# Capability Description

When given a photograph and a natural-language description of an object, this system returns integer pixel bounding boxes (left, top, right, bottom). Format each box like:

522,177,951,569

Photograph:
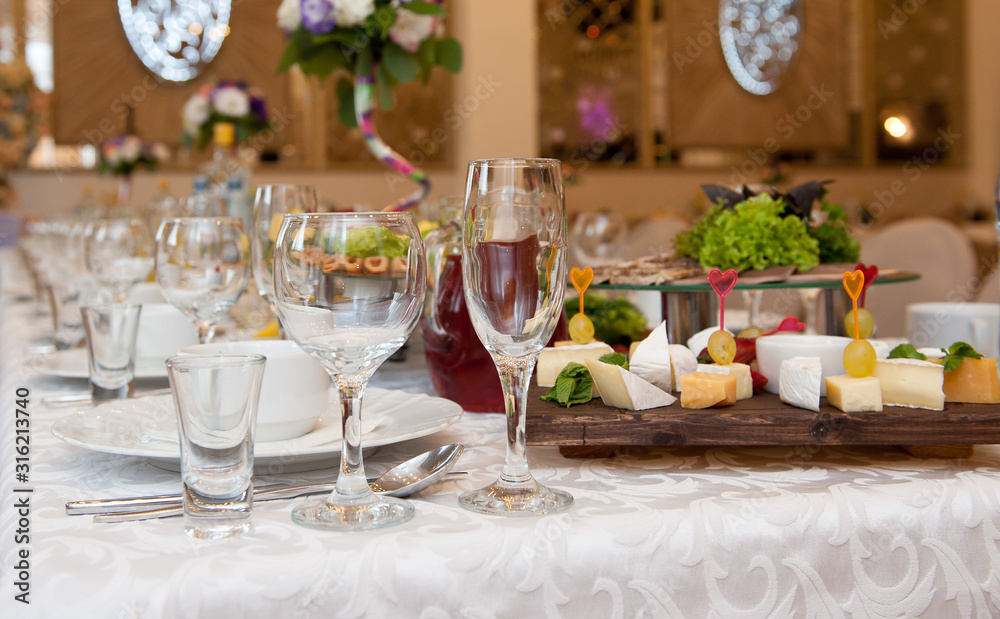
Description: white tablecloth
2,248,1000,618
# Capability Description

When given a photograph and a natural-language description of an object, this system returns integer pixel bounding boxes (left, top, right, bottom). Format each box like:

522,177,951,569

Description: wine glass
272,212,426,530
84,219,155,301
251,184,318,315
570,210,627,266
459,158,573,516
154,217,250,344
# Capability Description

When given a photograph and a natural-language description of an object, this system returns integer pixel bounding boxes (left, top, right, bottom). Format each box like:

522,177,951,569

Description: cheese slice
939,357,1000,404
585,359,677,410
670,345,699,391
825,374,883,412
678,371,737,408
696,362,752,400
630,322,673,392
779,357,822,411
536,342,614,387
872,358,945,410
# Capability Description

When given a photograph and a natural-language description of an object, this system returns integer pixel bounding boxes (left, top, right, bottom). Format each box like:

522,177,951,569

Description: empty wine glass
154,217,250,344
459,158,573,516
251,184,318,315
570,210,627,266
84,219,155,301
273,212,426,530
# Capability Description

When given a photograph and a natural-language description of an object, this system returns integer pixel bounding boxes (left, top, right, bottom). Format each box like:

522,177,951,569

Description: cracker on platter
591,255,704,286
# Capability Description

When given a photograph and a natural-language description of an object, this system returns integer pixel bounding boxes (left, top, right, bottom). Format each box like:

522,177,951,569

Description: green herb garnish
941,341,982,372
599,352,628,370
540,362,594,408
540,354,629,408
319,226,410,258
887,344,927,361
811,199,860,263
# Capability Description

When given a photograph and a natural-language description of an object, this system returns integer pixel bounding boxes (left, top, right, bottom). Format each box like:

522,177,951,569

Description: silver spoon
74,443,465,523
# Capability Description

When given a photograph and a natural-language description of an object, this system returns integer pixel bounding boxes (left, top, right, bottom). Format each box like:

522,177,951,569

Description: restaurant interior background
2,0,999,230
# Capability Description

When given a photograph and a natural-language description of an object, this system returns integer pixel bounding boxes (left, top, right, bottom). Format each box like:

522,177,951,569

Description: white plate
27,348,168,379
51,388,463,469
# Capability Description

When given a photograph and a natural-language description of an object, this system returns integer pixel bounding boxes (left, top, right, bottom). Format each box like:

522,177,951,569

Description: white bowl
755,334,852,396
135,304,199,361
178,340,330,442
127,282,167,305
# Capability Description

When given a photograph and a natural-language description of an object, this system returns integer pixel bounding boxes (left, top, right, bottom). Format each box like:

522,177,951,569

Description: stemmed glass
272,212,426,530
251,184,319,315
84,219,155,301
154,217,250,344
459,158,573,515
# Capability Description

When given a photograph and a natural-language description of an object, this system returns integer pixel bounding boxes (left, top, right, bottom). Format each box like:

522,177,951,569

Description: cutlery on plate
42,387,172,407
68,443,465,522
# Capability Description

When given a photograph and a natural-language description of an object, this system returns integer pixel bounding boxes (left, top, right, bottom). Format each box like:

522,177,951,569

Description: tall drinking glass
459,158,573,516
251,185,319,315
272,212,426,530
154,217,250,344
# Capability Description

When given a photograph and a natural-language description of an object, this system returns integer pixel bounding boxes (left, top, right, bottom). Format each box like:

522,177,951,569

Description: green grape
568,313,595,344
737,327,765,339
843,339,877,377
708,330,736,365
843,308,875,339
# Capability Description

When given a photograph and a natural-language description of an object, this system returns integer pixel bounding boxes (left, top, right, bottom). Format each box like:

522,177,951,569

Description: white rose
213,86,250,118
183,94,211,129
276,0,301,31
121,136,143,162
150,142,171,163
333,0,375,27
389,5,437,53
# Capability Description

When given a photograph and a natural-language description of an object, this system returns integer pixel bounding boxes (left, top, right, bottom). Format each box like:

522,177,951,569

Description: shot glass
166,354,266,540
81,304,142,401
46,277,94,350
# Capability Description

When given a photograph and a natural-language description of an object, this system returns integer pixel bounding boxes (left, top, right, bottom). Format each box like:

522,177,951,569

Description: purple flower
250,96,268,124
300,0,336,34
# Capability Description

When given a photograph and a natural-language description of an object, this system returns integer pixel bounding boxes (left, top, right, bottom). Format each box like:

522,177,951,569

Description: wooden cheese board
525,386,1000,448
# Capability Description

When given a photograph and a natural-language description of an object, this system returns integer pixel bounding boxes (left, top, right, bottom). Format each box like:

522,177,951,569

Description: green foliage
942,341,982,372
564,294,648,347
540,363,594,408
887,344,927,360
811,199,860,263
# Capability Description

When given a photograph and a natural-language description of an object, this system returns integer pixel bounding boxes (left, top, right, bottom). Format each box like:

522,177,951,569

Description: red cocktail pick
708,268,738,331
855,263,878,308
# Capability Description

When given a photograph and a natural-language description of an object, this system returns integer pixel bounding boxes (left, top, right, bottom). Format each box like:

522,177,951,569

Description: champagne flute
459,158,573,516
272,212,426,530
251,184,318,315
154,217,250,344
84,219,155,301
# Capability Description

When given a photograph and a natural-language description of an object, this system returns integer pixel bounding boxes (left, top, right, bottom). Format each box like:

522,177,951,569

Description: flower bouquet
0,60,44,210
99,135,169,176
181,81,272,150
276,0,462,211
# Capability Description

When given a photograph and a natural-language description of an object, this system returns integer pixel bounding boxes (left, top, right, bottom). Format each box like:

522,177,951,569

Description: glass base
458,477,573,516
183,485,252,541
291,493,414,531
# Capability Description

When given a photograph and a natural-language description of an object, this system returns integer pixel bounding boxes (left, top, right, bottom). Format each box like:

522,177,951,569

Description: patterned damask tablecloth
2,248,1000,618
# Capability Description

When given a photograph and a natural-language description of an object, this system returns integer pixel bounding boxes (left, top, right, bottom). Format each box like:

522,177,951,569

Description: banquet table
2,247,1000,619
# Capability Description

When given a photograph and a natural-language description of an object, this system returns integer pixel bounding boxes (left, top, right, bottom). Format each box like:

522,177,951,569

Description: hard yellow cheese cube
696,363,752,400
678,372,737,409
939,357,1000,403
825,374,883,412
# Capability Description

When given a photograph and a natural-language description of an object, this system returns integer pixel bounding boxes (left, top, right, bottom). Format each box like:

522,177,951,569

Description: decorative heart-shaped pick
842,269,865,302
570,266,593,296
855,263,878,307
708,268,738,299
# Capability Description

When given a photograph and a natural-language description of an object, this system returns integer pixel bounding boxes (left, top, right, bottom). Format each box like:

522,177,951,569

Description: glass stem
496,354,536,485
195,321,217,344
333,375,372,499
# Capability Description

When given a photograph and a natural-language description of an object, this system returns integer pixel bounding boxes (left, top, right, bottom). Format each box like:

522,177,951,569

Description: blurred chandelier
118,0,232,82
719,0,803,96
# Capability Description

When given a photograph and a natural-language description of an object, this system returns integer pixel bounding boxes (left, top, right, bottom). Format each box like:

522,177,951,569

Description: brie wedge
779,357,822,411
536,342,615,387
630,322,673,392
585,359,677,411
